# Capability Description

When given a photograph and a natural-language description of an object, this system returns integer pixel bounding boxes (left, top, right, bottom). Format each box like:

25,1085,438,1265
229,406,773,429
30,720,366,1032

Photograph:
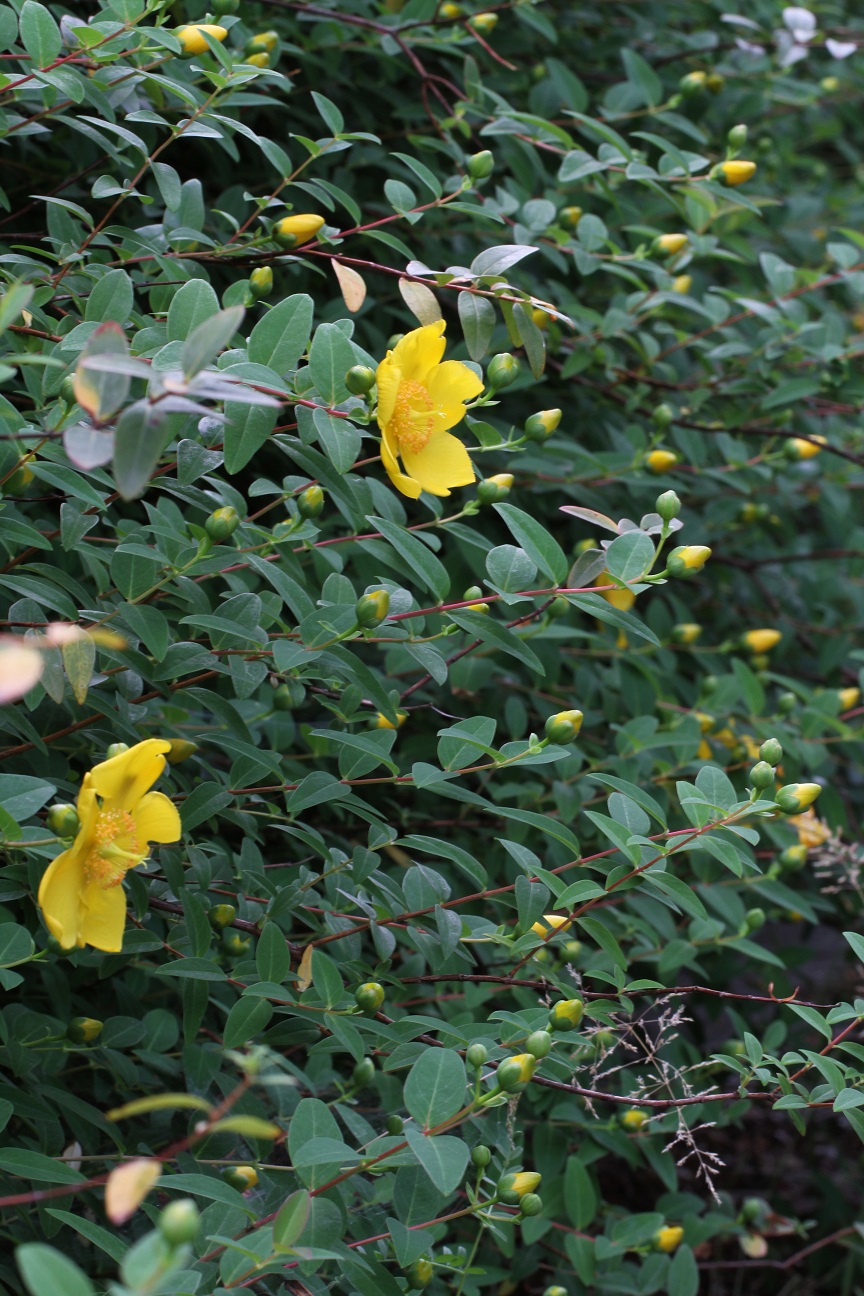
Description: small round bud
593,1029,616,1051
652,233,688,258
524,409,561,441
652,403,674,428
222,931,251,957
548,596,569,619
476,473,514,504
519,1192,543,1217
655,489,681,521
166,739,198,765
466,150,495,180
466,1042,488,1070
544,1288,568,1296
667,545,711,577
486,353,520,391
5,462,35,492
779,844,808,871
647,450,679,474
496,1053,537,1092
440,1,462,15
714,160,757,187
373,710,407,730
672,274,692,294
742,628,781,654
47,803,81,838
544,710,584,744
386,1115,404,1135
463,585,489,614
531,308,550,330
246,29,279,53
525,1030,552,1059
620,1108,647,1132
728,123,748,149
406,1260,434,1290
679,70,707,96
777,691,796,715
706,73,724,93
745,907,766,932
246,51,270,68
740,1196,769,1225
212,0,239,12
562,939,582,961
653,1226,684,1253
775,783,822,814
209,904,236,930
471,1143,491,1168
249,266,274,299
671,623,701,645
760,738,783,765
66,1017,103,1044
345,365,377,396
838,687,861,711
272,683,296,712
355,981,385,1014
106,742,130,759
787,435,826,460
273,213,325,247
498,1171,541,1204
159,1199,200,1247
356,589,390,628
548,998,584,1031
221,1165,259,1191
469,11,498,33
205,506,240,542
821,75,839,93
749,761,775,790
560,205,583,229
352,1057,376,1088
297,484,325,519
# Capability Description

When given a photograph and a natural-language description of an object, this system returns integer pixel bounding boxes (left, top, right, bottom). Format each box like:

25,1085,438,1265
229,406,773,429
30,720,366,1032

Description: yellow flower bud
653,233,688,257
498,1170,541,1204
561,205,583,228
780,844,808,870
166,739,198,765
716,160,757,187
246,30,279,52
741,629,781,654
496,1053,537,1092
66,1017,103,1044
548,998,584,1031
531,308,550,330
440,1,462,16
544,709,584,743
530,913,572,938
671,623,701,645
646,449,679,474
373,710,407,730
524,409,561,441
222,1164,259,1191
356,589,390,628
469,11,498,33
620,1108,647,1131
775,783,822,814
246,52,270,68
175,24,227,56
839,687,860,710
672,274,692,294
667,545,711,577
273,214,325,247
679,70,707,95
788,435,826,460
654,1226,684,1253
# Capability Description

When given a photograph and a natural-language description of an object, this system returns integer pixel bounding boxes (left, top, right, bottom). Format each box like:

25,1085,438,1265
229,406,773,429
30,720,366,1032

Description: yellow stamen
84,809,142,888
391,380,437,454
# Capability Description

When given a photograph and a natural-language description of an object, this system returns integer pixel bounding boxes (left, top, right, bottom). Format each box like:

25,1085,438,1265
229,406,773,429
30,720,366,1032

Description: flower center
84,809,143,889
391,379,436,455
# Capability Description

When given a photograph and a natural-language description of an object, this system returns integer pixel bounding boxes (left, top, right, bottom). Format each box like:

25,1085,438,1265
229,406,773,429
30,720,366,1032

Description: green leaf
273,1190,312,1252
166,279,220,342
404,1127,468,1194
0,1149,85,1184
403,1049,467,1128
19,0,61,66
604,531,654,582
308,322,357,404
368,516,450,601
85,269,133,325
447,610,544,673
0,923,35,969
17,1246,94,1296
668,1245,699,1296
565,1156,597,1229
249,294,314,373
181,305,244,379
458,292,496,361
223,998,274,1048
493,503,568,583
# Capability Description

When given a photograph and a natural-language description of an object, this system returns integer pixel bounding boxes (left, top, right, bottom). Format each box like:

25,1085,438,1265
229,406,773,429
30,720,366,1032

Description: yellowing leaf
61,634,96,705
104,1158,161,1224
398,277,441,325
0,642,44,703
333,261,367,313
209,1115,282,1139
296,943,314,993
107,1093,211,1121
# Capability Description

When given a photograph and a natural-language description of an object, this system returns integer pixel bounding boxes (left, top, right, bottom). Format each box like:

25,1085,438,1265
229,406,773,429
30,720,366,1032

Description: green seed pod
356,589,390,629
656,489,681,522
653,403,674,428
486,353,520,390
47,803,81,838
66,1016,103,1044
386,1114,404,1136
466,149,494,180
466,1042,488,1069
760,738,783,765
297,484,325,519
352,1057,376,1087
205,506,240,542
345,365,377,395
159,1198,200,1247
354,981,385,1014
209,904,237,930
525,1030,552,1059
471,1143,491,1168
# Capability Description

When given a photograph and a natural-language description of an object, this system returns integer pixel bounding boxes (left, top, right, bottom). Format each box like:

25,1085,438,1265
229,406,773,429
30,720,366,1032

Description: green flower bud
593,1028,616,1050
355,981,385,1014
519,1192,543,1217
386,1114,404,1135
544,1287,568,1296
548,998,584,1031
656,489,681,521
548,596,569,619
249,266,274,299
212,0,239,12
106,742,130,759
245,29,278,53
740,1196,768,1225
496,1053,537,1092
209,904,236,930
221,1164,259,1191
779,844,808,871
272,683,296,712
345,365,377,396
498,1170,541,1204
462,585,490,613
679,70,707,96
406,1260,434,1290
66,1016,103,1044
466,1042,488,1070
356,589,390,628
620,1107,647,1131
47,804,81,838
352,1057,376,1087
749,761,775,790
562,938,582,961
652,403,674,428
476,473,514,504
297,484,325,518
222,930,251,957
745,907,766,932
777,692,797,715
471,1143,491,1168
166,739,198,765
205,506,240,542
544,709,584,744
775,783,822,814
671,623,701,645
159,1198,200,1247
486,353,520,390
560,205,583,228
524,409,561,441
728,123,748,149
466,150,495,180
525,1030,552,1059
667,545,711,577
760,738,783,765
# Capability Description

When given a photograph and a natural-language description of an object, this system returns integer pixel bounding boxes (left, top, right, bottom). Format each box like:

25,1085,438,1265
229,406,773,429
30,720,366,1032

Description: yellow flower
789,807,832,848
672,274,692,294
530,913,572,938
176,24,227,55
742,628,781,654
598,570,636,611
654,1226,684,1253
376,320,482,499
274,214,325,246
37,740,181,953
717,160,757,186
646,449,678,474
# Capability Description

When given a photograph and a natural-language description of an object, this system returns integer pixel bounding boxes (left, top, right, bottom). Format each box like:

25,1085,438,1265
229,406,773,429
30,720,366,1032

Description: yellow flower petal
77,879,128,953
401,429,475,497
425,360,484,428
381,427,422,498
387,320,446,385
133,791,181,845
88,739,171,812
376,357,402,431
37,839,88,949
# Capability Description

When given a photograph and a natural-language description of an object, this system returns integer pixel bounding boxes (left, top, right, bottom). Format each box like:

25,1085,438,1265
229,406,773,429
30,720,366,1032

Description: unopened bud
166,739,198,765
749,761,775,790
106,742,130,759
652,403,674,428
652,233,688,258
498,1171,541,1204
667,545,711,577
647,449,679,474
620,1108,647,1131
496,1053,537,1092
471,1143,491,1167
345,365,377,396
760,738,783,765
469,11,498,33
467,149,495,180
356,589,390,628
205,506,240,542
775,783,822,814
354,981,385,1014
530,913,571,938
249,266,273,299
246,51,270,68
779,844,808,871
406,1260,433,1290
159,1199,200,1247
297,484,325,518
728,123,748,149
476,473,514,504
352,1057,376,1087
47,803,80,838
373,709,407,729
560,205,583,229
486,353,520,390
745,907,766,932
519,1192,543,1217
787,435,826,460
209,904,236,930
525,1030,552,1059
544,709,583,744
221,1165,259,1191
777,691,796,715
742,628,781,654
245,29,278,53
273,213,325,247
466,1042,488,1069
671,623,701,645
387,1115,404,1135
462,585,489,614
66,1017,103,1044
656,489,681,520
713,160,757,187
654,1226,684,1253
679,70,707,96
524,409,561,441
548,998,584,1031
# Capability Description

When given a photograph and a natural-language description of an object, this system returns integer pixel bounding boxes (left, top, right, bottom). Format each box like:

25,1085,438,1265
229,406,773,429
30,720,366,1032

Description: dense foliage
1,0,864,1293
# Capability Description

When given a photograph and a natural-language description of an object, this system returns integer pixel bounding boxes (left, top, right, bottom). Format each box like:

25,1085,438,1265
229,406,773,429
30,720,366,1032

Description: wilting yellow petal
105,1158,162,1224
